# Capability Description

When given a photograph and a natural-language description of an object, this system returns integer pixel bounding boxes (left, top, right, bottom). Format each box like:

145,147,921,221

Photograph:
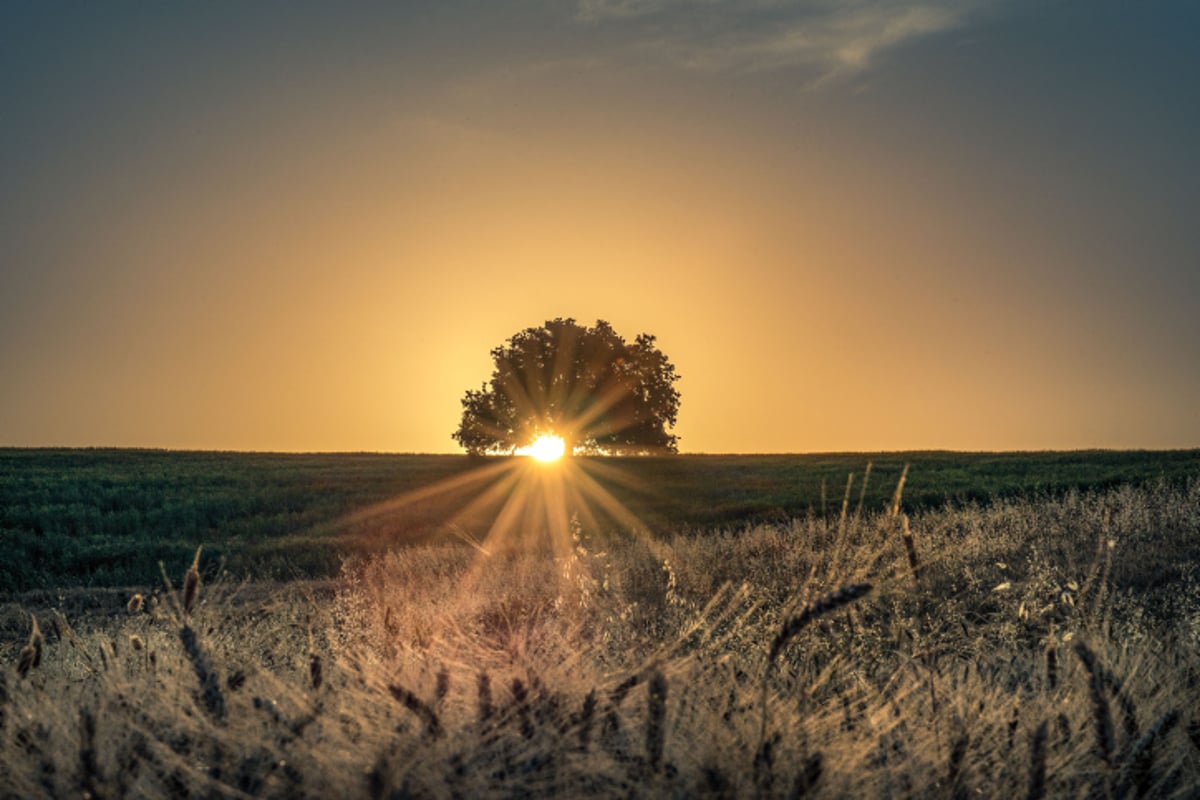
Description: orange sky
2,3,1198,453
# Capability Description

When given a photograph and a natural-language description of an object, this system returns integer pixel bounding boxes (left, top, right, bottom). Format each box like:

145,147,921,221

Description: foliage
452,318,682,456
2,482,1200,797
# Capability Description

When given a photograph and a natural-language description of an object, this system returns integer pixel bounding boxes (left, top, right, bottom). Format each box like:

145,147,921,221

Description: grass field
2,448,1198,593
1,450,1199,797
1,470,1199,797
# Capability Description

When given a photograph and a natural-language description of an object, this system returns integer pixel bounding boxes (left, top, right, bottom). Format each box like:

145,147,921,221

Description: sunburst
526,434,566,462
328,451,654,611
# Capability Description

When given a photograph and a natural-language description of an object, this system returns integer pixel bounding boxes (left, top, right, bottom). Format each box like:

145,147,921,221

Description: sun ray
433,454,662,622
563,472,607,539
318,433,670,633
575,454,669,493
560,458,654,536
337,458,519,528
449,469,542,608
535,465,575,561
431,465,529,533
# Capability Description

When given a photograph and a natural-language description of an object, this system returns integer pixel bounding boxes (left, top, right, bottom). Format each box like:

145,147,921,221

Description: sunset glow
1,4,1197,452
334,444,656,593
528,435,567,463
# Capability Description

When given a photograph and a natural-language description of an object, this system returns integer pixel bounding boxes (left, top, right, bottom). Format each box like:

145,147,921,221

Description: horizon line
3,445,1199,457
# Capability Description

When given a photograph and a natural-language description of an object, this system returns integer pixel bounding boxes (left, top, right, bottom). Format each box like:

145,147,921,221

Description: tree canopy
452,318,681,456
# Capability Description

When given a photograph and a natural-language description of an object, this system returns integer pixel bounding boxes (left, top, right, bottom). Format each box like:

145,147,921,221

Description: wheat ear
477,671,494,728
768,584,874,665
762,583,872,743
1117,709,1180,799
901,514,920,584
387,684,443,739
646,669,667,772
16,615,43,679
1026,720,1049,800
308,628,322,691
183,546,202,617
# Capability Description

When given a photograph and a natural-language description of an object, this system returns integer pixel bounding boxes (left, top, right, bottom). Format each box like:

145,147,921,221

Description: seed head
16,615,43,679
183,546,202,616
310,652,323,690
769,584,873,664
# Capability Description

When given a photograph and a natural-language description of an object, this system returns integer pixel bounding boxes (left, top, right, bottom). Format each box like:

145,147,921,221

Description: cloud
576,0,995,79
576,0,675,22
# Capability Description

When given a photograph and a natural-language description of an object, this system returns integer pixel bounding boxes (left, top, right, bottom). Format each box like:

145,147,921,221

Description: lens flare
529,434,566,462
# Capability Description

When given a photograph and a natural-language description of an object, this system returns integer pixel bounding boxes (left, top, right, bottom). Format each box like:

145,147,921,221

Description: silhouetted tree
452,318,681,456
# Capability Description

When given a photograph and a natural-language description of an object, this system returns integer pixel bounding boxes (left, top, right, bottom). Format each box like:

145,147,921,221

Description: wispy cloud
576,0,996,80
577,0,677,22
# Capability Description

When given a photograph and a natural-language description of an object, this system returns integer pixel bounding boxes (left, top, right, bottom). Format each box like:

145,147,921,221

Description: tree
453,318,681,456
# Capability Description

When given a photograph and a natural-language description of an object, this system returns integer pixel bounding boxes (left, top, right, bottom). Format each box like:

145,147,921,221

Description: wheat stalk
790,752,824,798
1074,642,1114,766
180,624,226,721
603,671,643,739
78,706,101,798
511,678,535,740
890,464,910,517
16,614,44,679
308,629,323,691
1117,709,1180,800
947,731,969,794
1026,720,1049,800
1045,635,1058,691
1006,703,1021,752
1184,717,1200,753
0,671,8,730
900,514,920,584
762,583,873,744
387,683,443,739
838,473,854,535
578,689,596,751
754,732,780,796
183,546,202,617
435,668,450,704
768,584,874,665
852,461,873,526
477,671,494,728
645,669,667,772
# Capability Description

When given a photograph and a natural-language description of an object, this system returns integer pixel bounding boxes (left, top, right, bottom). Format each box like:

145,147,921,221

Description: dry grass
1,478,1199,797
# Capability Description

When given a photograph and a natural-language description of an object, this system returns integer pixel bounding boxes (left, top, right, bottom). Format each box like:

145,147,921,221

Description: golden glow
528,434,566,462
328,449,658,617
3,62,1194,454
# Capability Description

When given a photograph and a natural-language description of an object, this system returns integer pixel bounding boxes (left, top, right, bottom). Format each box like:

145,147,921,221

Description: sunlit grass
3,479,1199,797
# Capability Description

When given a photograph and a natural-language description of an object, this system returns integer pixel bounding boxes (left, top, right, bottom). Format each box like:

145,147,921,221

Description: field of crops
2,448,1199,593
1,468,1198,797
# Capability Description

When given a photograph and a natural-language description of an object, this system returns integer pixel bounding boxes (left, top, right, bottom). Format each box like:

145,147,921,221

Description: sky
2,0,1198,454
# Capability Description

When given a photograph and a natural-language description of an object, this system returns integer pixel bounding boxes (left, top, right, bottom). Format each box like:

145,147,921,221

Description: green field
2,448,1199,593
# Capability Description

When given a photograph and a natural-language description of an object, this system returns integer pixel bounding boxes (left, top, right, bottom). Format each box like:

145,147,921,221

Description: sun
528,434,566,462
